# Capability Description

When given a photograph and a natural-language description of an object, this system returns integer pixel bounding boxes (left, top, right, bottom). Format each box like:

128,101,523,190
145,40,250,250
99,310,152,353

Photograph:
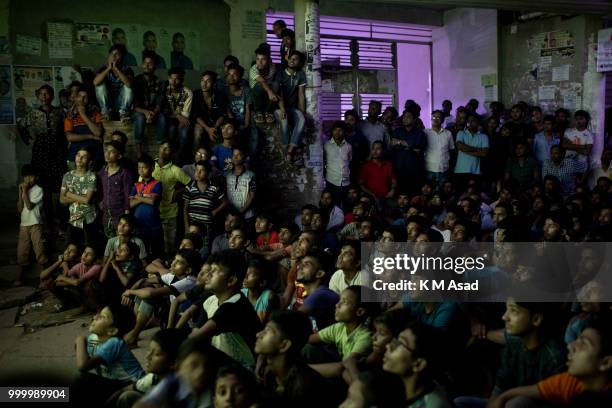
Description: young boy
60,147,99,249
73,304,144,405
103,214,148,264
489,316,612,407
255,310,334,407
455,298,567,407
122,248,202,347
167,262,213,330
213,364,258,408
241,259,278,324
55,246,103,312
183,160,227,257
99,241,143,301
112,328,188,407
64,87,104,170
225,147,256,220
98,141,132,237
129,154,164,257
191,249,262,369
254,212,279,249
16,164,48,286
213,120,236,172
329,242,365,294
40,243,79,291
383,321,452,407
307,285,373,377
152,140,191,254
134,338,229,408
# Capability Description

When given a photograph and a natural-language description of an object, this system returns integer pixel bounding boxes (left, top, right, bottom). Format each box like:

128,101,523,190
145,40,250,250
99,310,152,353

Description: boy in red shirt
254,212,279,249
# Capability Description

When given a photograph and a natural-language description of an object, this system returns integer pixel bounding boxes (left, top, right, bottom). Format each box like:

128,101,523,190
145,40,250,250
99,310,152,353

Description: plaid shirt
163,85,193,118
542,158,587,195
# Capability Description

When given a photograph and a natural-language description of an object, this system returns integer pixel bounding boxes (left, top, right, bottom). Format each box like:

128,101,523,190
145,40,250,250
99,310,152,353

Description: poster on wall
75,22,110,47
16,35,42,56
139,26,200,71
597,28,612,73
47,22,74,59
528,30,575,58
0,65,14,124
53,66,82,89
12,66,59,124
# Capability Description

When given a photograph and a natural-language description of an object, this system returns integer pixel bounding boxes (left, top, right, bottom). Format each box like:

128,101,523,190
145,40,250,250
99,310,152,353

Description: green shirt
318,322,371,359
152,161,190,219
495,335,566,393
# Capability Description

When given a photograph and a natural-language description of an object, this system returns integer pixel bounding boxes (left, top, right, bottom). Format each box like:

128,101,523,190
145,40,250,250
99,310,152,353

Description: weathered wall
432,8,498,115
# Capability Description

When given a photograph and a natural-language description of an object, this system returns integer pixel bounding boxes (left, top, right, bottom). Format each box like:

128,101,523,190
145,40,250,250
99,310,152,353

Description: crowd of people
12,17,612,408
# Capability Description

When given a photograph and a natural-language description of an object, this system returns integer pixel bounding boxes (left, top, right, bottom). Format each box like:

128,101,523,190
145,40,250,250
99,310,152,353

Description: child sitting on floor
99,241,143,301
54,245,103,312
122,249,202,348
213,364,258,408
167,263,213,330
40,243,79,291
241,259,279,324
73,304,145,406
112,328,188,408
254,212,279,249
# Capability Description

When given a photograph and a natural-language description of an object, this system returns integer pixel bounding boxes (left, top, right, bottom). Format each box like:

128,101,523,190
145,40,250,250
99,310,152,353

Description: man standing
192,71,228,147
390,108,427,195
542,145,586,196
170,32,194,70
454,114,489,191
275,50,307,161
425,110,455,191
132,50,165,157
324,121,352,202
162,67,193,158
357,100,389,148
93,44,133,124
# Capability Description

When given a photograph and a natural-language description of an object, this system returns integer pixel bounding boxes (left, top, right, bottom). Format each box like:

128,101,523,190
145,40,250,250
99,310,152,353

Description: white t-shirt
424,128,455,172
329,269,365,294
161,273,197,302
563,128,594,163
20,185,43,227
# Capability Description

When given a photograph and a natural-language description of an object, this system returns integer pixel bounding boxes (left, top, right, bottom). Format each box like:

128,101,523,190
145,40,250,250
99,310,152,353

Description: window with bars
267,12,432,120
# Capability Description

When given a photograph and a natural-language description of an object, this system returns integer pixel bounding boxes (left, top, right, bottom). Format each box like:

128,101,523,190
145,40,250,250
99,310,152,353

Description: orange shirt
537,372,612,404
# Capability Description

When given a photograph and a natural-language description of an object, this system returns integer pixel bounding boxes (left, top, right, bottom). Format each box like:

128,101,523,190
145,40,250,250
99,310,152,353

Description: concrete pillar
296,0,325,197
584,32,605,164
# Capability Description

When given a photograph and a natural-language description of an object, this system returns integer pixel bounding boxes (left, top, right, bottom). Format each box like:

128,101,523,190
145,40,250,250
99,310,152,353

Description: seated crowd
14,18,612,408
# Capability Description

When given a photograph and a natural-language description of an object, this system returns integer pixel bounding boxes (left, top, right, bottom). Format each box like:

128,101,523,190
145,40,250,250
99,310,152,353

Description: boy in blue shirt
73,304,144,405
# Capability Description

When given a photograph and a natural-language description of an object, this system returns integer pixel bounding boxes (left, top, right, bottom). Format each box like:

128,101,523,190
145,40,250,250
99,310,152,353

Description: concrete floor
0,220,153,388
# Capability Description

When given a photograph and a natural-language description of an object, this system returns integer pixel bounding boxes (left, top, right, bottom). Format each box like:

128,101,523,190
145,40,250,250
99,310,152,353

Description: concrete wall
432,8,498,115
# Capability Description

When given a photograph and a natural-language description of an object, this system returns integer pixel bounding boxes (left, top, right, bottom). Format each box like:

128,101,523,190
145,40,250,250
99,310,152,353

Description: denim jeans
275,108,305,148
132,111,167,144
426,170,449,192
167,117,190,152
95,83,133,115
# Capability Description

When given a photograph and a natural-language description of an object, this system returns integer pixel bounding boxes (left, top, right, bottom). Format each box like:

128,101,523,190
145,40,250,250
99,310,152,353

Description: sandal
254,113,265,124
120,114,132,126
265,113,275,124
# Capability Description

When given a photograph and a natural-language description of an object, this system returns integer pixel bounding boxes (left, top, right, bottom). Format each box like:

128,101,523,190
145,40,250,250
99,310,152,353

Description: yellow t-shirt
152,161,190,219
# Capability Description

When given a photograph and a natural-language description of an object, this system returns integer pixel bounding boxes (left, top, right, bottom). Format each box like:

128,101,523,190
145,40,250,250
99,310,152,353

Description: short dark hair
68,81,83,91
118,213,136,229
143,30,156,40
201,70,218,82
344,109,360,120
369,100,382,110
289,50,305,66
106,303,136,337
574,110,591,122
21,164,37,177
542,115,555,123
184,232,203,251
177,248,203,274
208,249,247,287
358,371,406,408
223,55,239,66
194,160,212,174
585,314,612,358
151,328,188,363
331,120,347,133
226,63,244,78
111,27,125,38
172,32,185,42
255,43,271,57
109,44,127,57
273,20,287,28
105,140,125,155
36,84,55,99
215,364,257,399
167,67,185,79
281,28,295,39
269,311,312,356
111,130,128,145
137,154,155,170
177,337,230,368
374,309,411,337
142,50,158,64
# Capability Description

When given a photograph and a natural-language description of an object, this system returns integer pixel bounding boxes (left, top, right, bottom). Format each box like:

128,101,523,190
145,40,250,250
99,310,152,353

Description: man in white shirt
425,110,455,191
562,110,593,165
324,121,352,201
329,242,365,294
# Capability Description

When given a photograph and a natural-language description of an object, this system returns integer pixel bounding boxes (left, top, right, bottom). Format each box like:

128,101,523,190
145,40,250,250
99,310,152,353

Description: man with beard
132,51,166,157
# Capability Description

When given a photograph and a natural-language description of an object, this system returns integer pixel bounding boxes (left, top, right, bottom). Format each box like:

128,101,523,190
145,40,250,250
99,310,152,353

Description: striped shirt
183,181,224,226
